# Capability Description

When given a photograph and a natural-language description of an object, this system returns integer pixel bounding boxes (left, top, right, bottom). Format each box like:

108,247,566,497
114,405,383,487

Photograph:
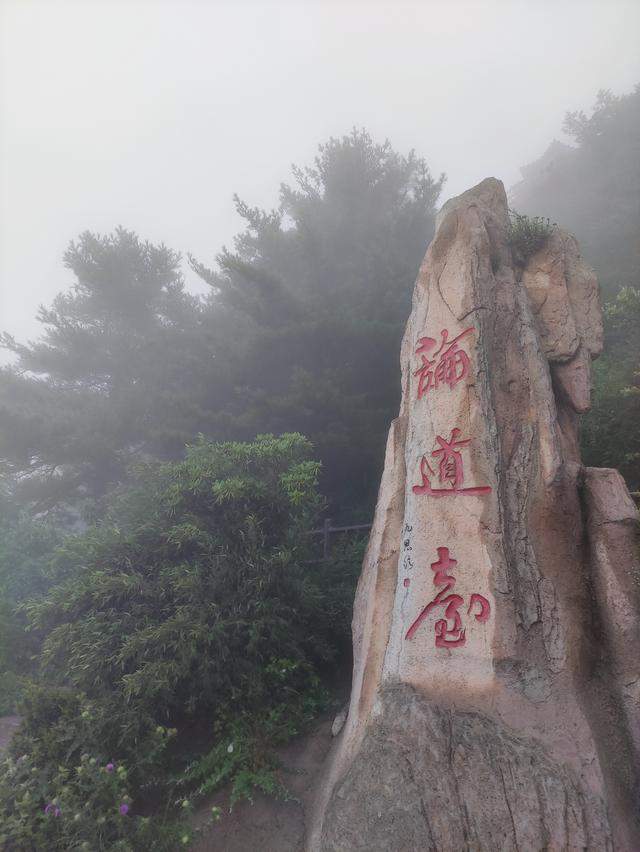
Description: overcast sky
1,0,639,349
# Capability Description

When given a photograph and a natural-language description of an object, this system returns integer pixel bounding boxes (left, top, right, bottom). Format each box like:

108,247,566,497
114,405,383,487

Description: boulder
309,179,640,851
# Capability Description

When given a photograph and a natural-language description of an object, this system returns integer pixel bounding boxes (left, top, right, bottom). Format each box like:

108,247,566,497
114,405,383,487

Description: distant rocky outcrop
310,179,640,851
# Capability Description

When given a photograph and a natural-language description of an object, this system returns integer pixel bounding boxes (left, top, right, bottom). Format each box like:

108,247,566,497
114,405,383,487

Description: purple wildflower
106,763,115,772
119,803,130,816
44,803,61,817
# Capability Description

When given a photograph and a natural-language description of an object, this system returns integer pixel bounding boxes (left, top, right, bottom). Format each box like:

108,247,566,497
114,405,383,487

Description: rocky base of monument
320,684,611,851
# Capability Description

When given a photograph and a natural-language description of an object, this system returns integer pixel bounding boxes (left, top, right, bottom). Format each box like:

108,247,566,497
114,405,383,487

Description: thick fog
1,0,639,347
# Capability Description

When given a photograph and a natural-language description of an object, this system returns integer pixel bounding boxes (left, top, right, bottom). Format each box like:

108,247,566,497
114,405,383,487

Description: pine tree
511,85,640,299
0,228,238,511
192,130,445,514
2,133,444,517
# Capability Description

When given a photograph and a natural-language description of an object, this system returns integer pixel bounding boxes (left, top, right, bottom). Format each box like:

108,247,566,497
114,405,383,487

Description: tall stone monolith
309,179,640,851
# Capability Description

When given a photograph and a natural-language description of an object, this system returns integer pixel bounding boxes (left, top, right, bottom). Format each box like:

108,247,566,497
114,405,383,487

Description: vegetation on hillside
511,85,639,301
0,434,359,849
0,130,444,519
513,84,639,487
0,86,638,846
0,491,62,714
583,287,640,488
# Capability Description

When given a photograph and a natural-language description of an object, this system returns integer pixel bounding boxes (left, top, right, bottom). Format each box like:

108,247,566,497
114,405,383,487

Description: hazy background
1,0,639,346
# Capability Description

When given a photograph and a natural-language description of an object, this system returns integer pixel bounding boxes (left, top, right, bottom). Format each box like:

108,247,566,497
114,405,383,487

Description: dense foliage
512,85,640,300
0,228,239,513
0,131,444,518
0,90,637,847
0,434,358,848
512,84,639,485
0,493,62,713
190,131,444,514
583,287,640,488
0,685,184,851
0,129,437,846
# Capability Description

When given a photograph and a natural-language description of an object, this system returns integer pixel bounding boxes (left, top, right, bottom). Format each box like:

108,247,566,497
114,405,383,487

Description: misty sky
1,0,639,350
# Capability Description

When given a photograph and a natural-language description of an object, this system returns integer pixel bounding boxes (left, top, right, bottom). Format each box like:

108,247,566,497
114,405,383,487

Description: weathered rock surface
583,466,640,834
322,685,611,852
522,228,603,365
309,179,640,851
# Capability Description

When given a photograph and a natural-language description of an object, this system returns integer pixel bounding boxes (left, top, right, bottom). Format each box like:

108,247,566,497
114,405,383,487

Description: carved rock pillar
310,179,639,851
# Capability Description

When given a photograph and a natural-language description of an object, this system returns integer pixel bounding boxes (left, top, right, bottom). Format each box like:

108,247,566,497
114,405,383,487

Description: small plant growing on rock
507,209,556,263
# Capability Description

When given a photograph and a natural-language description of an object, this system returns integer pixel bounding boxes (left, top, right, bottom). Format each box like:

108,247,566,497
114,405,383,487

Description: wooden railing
307,518,372,561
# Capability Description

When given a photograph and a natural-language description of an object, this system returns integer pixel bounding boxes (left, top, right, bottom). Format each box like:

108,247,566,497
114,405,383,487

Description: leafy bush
0,507,62,604
507,210,555,263
582,287,640,488
0,433,358,847
183,657,328,806
27,434,333,716
0,506,63,713
0,669,23,716
0,685,184,850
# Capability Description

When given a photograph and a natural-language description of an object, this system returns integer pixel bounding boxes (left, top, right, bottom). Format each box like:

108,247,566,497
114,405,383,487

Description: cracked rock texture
321,685,611,852
309,179,640,851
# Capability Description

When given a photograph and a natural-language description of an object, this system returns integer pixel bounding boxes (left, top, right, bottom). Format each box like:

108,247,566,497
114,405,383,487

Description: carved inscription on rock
404,547,491,648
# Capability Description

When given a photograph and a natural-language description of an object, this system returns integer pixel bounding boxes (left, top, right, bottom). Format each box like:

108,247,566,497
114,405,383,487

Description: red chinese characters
405,547,490,647
414,327,474,398
413,428,491,497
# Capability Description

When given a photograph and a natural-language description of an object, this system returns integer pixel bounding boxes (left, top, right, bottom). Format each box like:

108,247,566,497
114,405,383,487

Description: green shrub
0,509,64,713
507,209,555,263
27,434,332,717
582,287,640,488
0,684,184,850
0,670,23,716
182,657,329,806
0,511,62,605
0,433,358,845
